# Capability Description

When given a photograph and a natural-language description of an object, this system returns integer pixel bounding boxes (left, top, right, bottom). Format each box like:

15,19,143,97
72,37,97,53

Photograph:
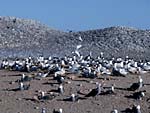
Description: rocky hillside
0,16,150,60
74,27,150,60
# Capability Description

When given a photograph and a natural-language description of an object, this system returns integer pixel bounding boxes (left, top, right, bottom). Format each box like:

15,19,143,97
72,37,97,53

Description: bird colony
0,44,150,113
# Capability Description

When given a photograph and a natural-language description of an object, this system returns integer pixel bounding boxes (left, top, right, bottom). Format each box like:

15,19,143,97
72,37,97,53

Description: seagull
102,84,116,95
125,90,146,100
76,45,82,50
20,74,32,82
58,84,64,94
37,72,48,78
38,91,56,101
127,76,143,91
19,82,30,91
42,108,46,113
53,74,65,84
49,84,64,94
78,36,83,41
75,50,81,57
53,108,63,113
111,109,118,113
85,82,102,97
63,94,85,102
122,105,141,113
63,94,80,102
100,52,104,59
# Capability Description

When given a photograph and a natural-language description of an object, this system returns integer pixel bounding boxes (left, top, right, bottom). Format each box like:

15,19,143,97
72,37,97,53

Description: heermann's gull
85,82,102,97
127,76,143,91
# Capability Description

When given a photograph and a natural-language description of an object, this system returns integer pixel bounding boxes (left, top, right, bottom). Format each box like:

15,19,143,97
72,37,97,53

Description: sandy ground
0,70,150,113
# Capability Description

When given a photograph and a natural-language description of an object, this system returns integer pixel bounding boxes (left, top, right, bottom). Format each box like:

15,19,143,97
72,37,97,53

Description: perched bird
20,74,32,82
49,84,64,94
41,108,46,113
53,108,63,113
122,105,141,113
58,84,64,94
63,94,85,102
102,84,116,95
19,82,30,91
85,82,102,97
112,67,128,77
78,36,83,41
125,90,146,100
133,105,142,113
75,50,81,57
38,91,56,100
127,76,143,91
53,74,65,84
111,109,118,113
37,72,48,78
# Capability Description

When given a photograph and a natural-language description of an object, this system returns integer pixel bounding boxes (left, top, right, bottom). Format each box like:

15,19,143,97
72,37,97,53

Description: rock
67,81,71,84
0,17,150,60
17,98,22,101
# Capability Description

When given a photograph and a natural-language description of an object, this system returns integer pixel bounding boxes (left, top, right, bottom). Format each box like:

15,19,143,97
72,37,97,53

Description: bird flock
0,44,150,113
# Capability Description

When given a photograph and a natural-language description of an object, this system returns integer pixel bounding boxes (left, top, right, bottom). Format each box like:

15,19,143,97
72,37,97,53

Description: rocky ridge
0,17,150,60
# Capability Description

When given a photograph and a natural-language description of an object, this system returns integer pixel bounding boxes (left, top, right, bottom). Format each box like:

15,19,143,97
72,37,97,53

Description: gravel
0,16,150,60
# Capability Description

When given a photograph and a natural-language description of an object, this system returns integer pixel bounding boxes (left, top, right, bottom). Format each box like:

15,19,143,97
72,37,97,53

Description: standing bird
127,76,143,91
78,36,83,41
102,84,116,95
19,82,30,91
63,94,80,102
62,93,86,102
122,105,141,113
111,109,118,113
20,74,32,82
125,90,146,100
85,82,102,97
58,84,64,94
38,91,56,100
41,108,46,113
53,108,63,113
133,91,145,100
54,74,65,84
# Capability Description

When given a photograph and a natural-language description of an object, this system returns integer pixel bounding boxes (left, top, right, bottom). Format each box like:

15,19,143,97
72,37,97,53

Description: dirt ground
0,70,150,113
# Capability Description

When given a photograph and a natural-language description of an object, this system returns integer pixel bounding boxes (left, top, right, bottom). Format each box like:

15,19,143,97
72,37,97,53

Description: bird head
136,105,141,110
19,82,24,90
111,84,115,92
111,109,118,113
59,108,63,113
138,76,143,83
59,84,63,89
22,74,25,79
141,92,145,97
71,94,76,101
41,91,45,97
42,108,46,113
59,85,64,93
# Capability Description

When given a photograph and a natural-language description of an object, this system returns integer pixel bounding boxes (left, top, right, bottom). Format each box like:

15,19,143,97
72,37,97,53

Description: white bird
76,45,82,50
53,108,63,113
111,109,118,113
75,50,80,57
78,36,83,41
42,108,46,113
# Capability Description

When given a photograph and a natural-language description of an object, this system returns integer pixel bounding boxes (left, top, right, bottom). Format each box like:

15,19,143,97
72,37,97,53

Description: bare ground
0,70,150,113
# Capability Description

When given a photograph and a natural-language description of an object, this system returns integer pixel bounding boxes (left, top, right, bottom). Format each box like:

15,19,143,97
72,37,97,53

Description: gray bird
85,82,102,97
53,108,63,113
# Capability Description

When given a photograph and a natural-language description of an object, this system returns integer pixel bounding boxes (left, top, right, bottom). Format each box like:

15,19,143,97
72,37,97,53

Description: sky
0,0,150,31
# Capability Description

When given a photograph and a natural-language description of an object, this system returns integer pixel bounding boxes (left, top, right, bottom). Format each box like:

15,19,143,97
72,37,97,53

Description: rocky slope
0,16,150,60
